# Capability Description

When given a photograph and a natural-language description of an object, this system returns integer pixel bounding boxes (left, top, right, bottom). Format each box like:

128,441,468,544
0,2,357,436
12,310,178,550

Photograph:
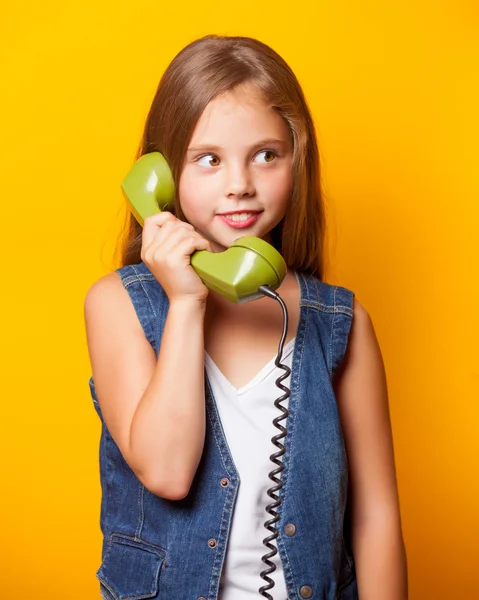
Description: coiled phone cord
257,285,291,599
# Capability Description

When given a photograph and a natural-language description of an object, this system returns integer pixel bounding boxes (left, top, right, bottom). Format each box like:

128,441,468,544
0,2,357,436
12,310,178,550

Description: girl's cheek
264,171,293,200
178,172,198,208
179,177,215,225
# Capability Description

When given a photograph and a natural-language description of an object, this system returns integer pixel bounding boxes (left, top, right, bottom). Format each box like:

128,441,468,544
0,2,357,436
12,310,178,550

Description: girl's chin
200,235,226,253
200,225,273,252
207,244,224,254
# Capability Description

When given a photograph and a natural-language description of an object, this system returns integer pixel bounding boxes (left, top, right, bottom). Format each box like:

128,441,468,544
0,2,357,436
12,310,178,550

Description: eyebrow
187,138,289,154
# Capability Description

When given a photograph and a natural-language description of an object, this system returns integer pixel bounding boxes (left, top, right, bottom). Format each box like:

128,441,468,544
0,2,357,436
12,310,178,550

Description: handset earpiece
121,152,175,224
121,152,287,303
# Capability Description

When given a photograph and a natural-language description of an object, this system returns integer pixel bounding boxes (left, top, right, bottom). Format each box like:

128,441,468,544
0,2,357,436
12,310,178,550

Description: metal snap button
198,597,206,600
207,538,217,548
300,585,313,598
220,477,230,487
284,523,296,536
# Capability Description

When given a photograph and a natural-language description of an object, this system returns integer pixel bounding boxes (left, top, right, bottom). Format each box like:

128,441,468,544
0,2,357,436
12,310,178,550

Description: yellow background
1,1,478,598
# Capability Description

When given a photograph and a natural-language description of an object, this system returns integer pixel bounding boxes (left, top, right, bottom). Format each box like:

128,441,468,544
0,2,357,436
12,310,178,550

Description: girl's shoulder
112,261,168,354
86,262,166,323
294,271,354,317
114,261,167,301
114,261,159,287
295,271,356,379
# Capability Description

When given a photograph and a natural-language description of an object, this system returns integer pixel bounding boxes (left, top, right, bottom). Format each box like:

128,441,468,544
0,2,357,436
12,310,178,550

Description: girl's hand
140,212,213,304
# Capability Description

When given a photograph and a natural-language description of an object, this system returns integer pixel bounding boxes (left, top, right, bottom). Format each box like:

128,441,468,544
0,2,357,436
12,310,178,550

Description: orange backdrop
1,1,477,598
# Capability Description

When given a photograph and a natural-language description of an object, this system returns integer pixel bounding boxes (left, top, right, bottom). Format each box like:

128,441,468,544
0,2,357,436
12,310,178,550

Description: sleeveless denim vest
88,261,358,600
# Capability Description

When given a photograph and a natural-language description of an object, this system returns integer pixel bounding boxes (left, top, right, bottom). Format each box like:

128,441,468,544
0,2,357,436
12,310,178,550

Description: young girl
84,35,407,600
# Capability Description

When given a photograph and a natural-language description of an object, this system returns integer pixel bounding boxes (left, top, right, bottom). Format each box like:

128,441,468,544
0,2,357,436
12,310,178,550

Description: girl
84,35,407,600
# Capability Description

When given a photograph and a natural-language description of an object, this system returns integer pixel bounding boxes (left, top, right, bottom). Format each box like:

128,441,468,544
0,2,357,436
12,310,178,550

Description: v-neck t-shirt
204,337,295,599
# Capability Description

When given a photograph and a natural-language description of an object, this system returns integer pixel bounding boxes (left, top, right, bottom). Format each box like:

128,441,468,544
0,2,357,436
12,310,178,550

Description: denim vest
88,261,358,600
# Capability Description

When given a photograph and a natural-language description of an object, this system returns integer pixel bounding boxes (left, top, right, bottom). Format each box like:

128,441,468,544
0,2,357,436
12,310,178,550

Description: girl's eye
196,150,277,167
197,154,220,167
255,150,277,164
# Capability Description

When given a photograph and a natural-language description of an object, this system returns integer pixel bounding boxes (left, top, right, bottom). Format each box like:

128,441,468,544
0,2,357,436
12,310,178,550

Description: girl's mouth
217,212,262,229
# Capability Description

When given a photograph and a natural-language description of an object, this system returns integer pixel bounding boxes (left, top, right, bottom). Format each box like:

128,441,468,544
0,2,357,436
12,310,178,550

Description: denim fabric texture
89,261,357,600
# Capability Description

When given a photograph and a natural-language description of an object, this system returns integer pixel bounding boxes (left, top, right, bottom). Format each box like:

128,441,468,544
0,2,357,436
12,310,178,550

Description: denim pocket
96,532,166,600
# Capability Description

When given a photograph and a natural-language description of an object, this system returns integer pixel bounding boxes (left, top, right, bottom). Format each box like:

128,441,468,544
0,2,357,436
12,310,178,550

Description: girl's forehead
190,85,289,146
204,84,269,115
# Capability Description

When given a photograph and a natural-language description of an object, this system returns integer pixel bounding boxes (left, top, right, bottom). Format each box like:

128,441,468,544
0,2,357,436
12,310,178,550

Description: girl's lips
217,212,262,229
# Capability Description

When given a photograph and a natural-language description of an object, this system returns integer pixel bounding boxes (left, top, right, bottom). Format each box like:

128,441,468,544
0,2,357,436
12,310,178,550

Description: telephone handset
121,152,287,303
122,151,291,599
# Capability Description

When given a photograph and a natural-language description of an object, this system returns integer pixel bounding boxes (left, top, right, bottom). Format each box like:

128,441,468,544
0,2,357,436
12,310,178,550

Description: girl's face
178,83,294,253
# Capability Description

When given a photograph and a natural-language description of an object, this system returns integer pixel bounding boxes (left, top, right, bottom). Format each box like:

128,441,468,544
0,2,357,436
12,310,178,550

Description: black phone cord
257,285,291,599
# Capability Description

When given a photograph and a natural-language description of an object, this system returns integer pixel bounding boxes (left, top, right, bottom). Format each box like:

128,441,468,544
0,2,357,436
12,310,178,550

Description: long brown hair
114,35,330,279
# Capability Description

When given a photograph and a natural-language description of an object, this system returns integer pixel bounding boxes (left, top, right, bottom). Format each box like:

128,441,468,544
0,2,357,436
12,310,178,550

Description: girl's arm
333,298,408,599
84,273,207,500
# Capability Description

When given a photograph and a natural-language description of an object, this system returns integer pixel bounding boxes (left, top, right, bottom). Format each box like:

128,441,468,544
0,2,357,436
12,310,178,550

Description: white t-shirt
204,337,295,600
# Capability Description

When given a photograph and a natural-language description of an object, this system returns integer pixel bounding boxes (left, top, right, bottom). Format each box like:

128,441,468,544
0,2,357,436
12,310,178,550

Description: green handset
121,152,287,303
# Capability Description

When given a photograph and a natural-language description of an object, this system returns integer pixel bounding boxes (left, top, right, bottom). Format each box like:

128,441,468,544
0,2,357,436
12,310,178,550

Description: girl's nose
224,165,256,198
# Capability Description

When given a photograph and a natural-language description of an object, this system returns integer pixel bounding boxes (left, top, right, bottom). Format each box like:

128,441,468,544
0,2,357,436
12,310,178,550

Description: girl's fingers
160,235,211,269
141,212,193,257
154,224,208,260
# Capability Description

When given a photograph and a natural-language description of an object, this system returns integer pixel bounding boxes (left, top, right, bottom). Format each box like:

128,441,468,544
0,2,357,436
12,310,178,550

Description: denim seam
300,299,352,316
135,482,145,540
99,583,111,600
204,374,243,596
207,486,236,599
205,385,238,599
130,266,158,319
98,579,119,600
205,381,236,477
109,532,166,552
302,271,310,304
277,532,296,596
329,286,338,379
122,274,156,287
312,271,321,306
131,265,159,349
98,575,157,600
